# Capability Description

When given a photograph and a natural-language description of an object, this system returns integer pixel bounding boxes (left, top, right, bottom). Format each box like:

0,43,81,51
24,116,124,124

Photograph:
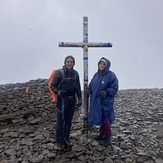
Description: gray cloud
0,0,163,89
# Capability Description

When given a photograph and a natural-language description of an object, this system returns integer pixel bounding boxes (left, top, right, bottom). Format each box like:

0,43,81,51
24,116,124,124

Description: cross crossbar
59,42,112,47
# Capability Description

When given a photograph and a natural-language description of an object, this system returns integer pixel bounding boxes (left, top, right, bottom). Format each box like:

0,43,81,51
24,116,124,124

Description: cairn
0,79,163,163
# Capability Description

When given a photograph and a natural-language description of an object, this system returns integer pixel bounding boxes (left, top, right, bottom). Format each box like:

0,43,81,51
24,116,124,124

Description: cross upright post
58,16,112,127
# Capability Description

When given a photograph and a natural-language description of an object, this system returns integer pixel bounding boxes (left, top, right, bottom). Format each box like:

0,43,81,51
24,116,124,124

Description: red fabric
100,119,112,135
48,70,57,102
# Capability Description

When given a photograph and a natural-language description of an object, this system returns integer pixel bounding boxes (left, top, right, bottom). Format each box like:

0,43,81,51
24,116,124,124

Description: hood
98,57,111,74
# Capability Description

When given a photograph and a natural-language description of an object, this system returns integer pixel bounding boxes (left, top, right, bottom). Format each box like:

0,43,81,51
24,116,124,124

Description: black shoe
95,132,106,141
104,134,112,147
54,142,62,150
64,138,73,147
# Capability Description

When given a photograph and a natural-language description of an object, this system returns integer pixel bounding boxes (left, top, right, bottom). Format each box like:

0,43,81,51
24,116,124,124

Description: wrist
105,90,109,95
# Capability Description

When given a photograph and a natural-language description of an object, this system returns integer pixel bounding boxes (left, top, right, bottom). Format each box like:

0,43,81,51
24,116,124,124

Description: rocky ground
0,79,163,163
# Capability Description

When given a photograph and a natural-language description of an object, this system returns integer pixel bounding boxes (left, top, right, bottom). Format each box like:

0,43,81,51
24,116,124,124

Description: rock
3,132,18,138
0,80,163,162
28,117,41,125
104,157,114,163
47,152,56,159
30,154,44,163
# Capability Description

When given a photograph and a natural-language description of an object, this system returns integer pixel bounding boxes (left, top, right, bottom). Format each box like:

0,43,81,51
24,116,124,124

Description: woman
87,57,118,147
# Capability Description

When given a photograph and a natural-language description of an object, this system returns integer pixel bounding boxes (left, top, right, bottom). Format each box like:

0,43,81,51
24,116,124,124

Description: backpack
48,69,64,102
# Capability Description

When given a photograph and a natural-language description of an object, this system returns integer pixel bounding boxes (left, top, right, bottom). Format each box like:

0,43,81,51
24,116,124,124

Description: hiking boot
54,142,62,150
64,138,73,147
95,132,106,141
104,134,112,147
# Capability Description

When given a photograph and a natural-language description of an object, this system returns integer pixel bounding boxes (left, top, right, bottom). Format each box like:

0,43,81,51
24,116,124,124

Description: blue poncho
88,57,118,126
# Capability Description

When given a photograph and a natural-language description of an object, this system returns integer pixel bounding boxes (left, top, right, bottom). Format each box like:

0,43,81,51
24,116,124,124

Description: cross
58,17,112,126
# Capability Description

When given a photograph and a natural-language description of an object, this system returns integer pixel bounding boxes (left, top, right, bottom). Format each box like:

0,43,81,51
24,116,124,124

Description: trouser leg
100,119,112,135
56,99,63,143
56,111,63,143
64,97,75,140
101,119,112,146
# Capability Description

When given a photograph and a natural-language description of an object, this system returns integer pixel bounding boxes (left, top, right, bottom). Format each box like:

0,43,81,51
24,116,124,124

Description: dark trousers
56,96,76,143
100,119,112,135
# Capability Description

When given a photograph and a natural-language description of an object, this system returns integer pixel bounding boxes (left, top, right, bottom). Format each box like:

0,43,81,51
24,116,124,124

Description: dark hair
64,55,75,65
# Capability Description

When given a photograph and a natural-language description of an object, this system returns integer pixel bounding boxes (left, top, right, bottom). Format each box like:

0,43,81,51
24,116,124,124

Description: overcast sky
0,0,163,90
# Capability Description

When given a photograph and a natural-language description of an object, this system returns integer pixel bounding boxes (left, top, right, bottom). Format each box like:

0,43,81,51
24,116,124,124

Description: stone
0,80,162,162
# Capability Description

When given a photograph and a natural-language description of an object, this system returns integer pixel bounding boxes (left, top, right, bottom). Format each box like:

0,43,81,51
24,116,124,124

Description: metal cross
58,17,112,126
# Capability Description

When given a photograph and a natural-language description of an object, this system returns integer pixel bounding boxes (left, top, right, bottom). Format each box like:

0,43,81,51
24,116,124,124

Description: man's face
65,58,74,69
98,61,106,71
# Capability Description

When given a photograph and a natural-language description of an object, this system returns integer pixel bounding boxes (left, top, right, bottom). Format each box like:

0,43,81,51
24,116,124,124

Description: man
50,55,82,150
87,57,118,147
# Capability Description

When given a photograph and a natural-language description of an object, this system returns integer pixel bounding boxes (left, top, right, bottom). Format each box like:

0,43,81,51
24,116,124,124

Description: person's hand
76,98,82,107
99,91,107,98
57,90,67,98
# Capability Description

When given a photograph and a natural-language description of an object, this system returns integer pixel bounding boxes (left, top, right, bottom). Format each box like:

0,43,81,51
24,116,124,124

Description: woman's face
98,61,106,71
65,58,74,69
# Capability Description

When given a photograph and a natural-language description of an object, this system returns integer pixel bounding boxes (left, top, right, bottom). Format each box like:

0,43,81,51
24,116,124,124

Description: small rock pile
0,79,163,163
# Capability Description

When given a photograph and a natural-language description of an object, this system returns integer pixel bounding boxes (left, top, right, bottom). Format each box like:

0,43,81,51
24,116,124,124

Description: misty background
0,0,163,90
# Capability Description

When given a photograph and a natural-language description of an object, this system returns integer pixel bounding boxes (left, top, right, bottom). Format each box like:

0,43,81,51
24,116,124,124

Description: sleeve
75,71,82,99
88,79,93,94
106,72,119,96
50,69,63,94
88,73,97,94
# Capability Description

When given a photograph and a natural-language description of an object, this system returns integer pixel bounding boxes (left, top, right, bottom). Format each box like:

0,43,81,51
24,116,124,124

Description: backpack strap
57,69,65,90
58,69,65,79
